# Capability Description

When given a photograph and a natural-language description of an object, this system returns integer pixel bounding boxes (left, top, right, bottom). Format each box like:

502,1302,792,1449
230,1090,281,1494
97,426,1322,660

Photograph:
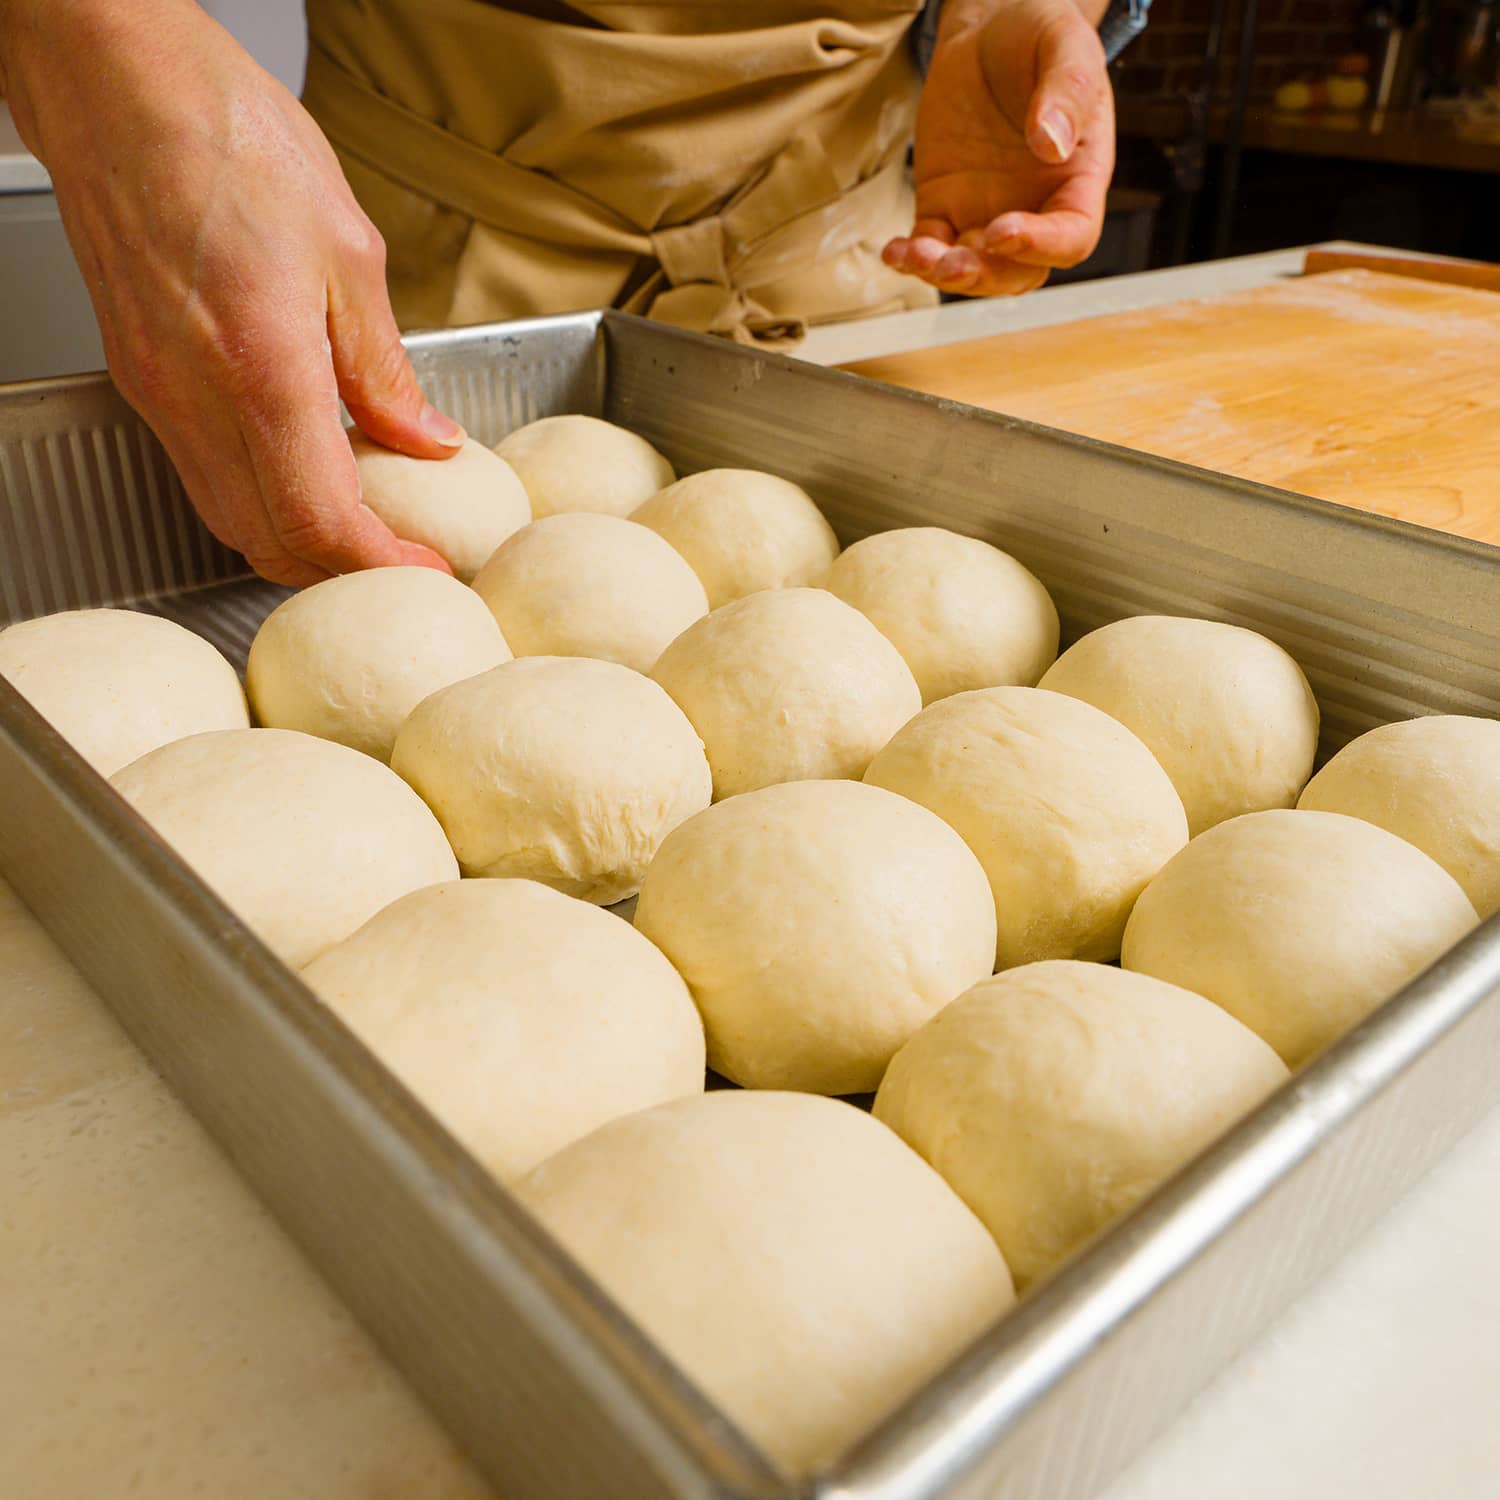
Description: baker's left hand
884,0,1114,296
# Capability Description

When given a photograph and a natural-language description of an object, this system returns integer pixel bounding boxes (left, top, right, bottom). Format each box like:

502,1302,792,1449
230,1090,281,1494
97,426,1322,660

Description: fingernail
1040,110,1075,159
421,403,466,448
987,232,1025,256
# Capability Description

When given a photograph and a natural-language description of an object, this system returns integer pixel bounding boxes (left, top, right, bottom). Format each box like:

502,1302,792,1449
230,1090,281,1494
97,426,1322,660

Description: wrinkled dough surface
0,608,248,777
1122,808,1478,1066
631,468,839,608
303,880,704,1179
391,656,710,904
865,687,1188,969
823,527,1058,704
635,779,996,1093
1040,614,1319,836
875,960,1288,1287
651,588,920,800
111,728,458,967
516,1092,1014,1476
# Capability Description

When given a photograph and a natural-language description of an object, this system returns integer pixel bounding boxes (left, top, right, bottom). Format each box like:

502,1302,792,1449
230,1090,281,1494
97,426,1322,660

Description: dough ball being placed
246,567,510,762
631,468,839,608
865,688,1188,970
823,528,1059,705
351,431,531,582
0,608,248,777
302,880,704,1180
494,414,673,518
1122,809,1478,1067
471,514,707,674
111,728,458,968
391,656,710,904
875,961,1288,1289
1298,714,1500,918
516,1091,1014,1476
635,779,996,1094
651,588,920,800
1039,615,1319,836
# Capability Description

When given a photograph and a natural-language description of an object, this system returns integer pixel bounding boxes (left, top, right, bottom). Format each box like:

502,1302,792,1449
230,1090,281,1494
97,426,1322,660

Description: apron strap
305,43,909,347
304,44,646,256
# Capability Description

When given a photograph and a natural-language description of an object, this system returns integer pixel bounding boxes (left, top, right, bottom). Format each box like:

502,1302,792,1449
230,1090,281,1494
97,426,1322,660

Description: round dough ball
823,528,1059,705
0,608,248,777
650,589,920,800
1298,715,1500,918
1039,615,1319,836
494,415,673,519
302,880,704,1180
635,779,996,1094
865,688,1188,970
390,656,710,903
631,468,839,608
246,567,510,762
1122,809,1478,1067
351,431,531,582
516,1091,1014,1476
471,514,707,674
110,728,458,968
875,961,1288,1289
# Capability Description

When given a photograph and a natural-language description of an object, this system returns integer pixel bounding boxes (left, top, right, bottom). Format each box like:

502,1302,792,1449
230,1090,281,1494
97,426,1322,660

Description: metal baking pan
4,310,1500,1500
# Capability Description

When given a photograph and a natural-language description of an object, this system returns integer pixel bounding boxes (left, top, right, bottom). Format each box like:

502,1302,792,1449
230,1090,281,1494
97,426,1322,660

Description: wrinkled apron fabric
303,0,937,344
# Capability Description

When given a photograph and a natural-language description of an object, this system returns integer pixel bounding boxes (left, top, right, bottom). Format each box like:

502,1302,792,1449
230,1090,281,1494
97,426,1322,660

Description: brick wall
1112,0,1365,104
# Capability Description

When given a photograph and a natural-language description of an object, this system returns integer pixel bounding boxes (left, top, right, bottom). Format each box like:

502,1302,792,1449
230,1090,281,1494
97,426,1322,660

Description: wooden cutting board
842,268,1500,543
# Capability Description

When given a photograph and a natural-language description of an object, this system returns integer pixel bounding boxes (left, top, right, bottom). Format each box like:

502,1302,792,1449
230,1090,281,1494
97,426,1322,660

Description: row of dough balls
4,421,1499,1474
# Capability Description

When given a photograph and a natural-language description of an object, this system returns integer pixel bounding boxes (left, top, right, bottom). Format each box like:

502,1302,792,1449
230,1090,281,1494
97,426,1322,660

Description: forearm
0,0,204,147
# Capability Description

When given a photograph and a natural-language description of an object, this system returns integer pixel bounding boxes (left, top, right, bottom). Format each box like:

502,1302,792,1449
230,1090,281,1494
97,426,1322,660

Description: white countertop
7,245,1500,1500
795,244,1324,366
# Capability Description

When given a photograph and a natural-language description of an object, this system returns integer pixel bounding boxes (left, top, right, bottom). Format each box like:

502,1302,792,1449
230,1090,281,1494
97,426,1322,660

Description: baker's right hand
0,0,463,585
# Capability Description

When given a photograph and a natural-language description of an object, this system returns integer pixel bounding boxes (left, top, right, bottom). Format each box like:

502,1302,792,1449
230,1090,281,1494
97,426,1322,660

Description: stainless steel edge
402,310,607,443
0,372,244,620
6,310,1500,1500
599,311,1500,754
821,917,1500,1499
0,677,786,1500
598,311,1500,1495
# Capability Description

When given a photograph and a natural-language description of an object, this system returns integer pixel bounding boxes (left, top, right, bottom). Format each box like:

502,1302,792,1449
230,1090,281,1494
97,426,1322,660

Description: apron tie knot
647,214,806,347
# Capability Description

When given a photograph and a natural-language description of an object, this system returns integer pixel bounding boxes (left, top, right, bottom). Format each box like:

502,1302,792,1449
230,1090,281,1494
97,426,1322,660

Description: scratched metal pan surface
3,309,1500,1500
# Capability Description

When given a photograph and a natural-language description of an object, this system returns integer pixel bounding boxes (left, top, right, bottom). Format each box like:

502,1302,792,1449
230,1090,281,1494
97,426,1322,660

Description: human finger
1024,12,1109,166
326,216,467,460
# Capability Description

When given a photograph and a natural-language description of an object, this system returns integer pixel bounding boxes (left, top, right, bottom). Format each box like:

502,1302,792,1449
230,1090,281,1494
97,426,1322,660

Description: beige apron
302,0,937,344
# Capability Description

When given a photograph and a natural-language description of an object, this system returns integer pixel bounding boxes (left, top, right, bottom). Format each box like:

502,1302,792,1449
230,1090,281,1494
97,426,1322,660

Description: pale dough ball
875,961,1288,1289
494,414,673,519
1122,809,1478,1067
823,528,1059,705
635,779,996,1094
1039,615,1320,836
390,656,710,903
246,567,510,762
350,431,531,582
0,608,248,777
110,728,458,968
631,468,839,608
471,514,707,674
650,588,920,800
1298,715,1500,918
302,880,704,1180
865,687,1188,970
516,1091,1014,1476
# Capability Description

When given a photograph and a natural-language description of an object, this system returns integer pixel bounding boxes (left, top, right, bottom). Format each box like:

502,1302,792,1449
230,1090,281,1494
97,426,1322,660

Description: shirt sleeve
910,0,1153,74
